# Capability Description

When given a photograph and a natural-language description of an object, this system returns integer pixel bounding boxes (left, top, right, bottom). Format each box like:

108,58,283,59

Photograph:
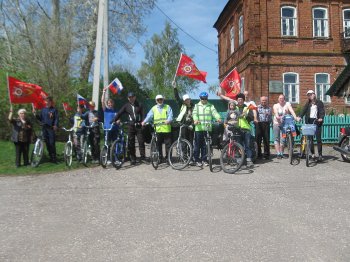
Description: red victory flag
62,102,73,111
220,68,241,100
8,76,42,104
175,53,207,83
32,90,49,109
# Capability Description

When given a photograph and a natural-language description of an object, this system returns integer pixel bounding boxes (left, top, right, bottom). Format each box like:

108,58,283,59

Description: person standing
101,87,118,142
113,92,146,164
142,94,173,163
193,92,222,167
8,106,33,167
298,90,325,161
72,104,87,162
33,96,59,163
87,101,100,164
255,96,272,159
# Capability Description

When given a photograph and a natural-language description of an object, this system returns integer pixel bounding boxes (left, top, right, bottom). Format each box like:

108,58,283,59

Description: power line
154,3,218,54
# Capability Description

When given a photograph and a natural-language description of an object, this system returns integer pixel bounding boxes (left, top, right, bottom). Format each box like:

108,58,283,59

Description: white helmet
155,94,164,101
182,94,190,101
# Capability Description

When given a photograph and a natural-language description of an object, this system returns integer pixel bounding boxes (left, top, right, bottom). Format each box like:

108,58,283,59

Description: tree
137,21,199,99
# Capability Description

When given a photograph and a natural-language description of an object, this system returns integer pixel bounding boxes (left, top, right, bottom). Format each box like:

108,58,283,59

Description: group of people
8,84,325,168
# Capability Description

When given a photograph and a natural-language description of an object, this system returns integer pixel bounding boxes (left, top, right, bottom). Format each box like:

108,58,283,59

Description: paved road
1,146,350,261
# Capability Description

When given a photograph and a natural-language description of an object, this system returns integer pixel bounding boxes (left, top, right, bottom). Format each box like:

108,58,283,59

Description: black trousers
14,142,30,166
128,125,145,158
180,126,194,145
307,118,322,156
43,127,56,161
89,127,100,161
157,132,172,159
255,122,270,157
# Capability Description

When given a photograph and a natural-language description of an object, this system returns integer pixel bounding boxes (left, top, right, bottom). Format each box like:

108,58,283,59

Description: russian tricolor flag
108,77,123,95
77,94,87,107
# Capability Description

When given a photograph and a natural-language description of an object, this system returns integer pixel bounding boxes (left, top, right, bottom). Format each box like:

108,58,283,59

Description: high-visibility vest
238,107,251,130
152,104,171,133
193,102,220,132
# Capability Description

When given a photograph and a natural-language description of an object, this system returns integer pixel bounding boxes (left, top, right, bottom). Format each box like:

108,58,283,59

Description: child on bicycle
72,104,87,162
193,92,222,167
223,100,240,142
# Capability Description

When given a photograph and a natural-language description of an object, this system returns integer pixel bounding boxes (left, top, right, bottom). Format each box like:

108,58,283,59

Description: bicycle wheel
306,137,311,167
220,141,245,174
110,140,125,168
150,137,159,169
207,139,213,172
31,139,44,167
100,145,108,168
299,135,306,158
340,136,350,162
251,140,258,163
64,142,73,167
82,140,89,166
168,139,192,170
287,133,293,165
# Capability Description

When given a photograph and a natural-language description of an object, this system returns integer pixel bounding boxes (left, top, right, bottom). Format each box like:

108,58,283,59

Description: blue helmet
199,92,208,99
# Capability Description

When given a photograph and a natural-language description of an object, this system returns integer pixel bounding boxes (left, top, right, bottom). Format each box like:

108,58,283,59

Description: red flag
8,76,42,104
220,68,241,100
62,102,73,111
32,90,49,109
175,54,207,83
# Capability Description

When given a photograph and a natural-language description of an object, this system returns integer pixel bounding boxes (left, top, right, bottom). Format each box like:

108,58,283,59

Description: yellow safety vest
152,104,171,133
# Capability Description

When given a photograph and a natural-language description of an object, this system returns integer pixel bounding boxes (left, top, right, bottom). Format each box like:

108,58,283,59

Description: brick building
214,0,350,113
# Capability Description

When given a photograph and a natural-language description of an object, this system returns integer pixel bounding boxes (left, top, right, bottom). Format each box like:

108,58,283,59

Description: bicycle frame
62,127,74,167
100,122,115,168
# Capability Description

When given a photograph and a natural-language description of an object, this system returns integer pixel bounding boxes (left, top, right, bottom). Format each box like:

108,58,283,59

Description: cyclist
113,92,146,164
33,96,59,163
223,100,240,142
142,94,173,163
173,81,195,145
71,104,87,162
193,92,222,167
86,101,101,164
236,93,255,167
101,86,118,142
298,90,325,161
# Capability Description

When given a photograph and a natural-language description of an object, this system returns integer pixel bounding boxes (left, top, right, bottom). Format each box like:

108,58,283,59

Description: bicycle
31,130,44,167
110,122,129,169
199,121,219,172
100,122,116,168
82,124,95,166
168,123,193,170
281,114,297,165
220,125,246,174
62,127,74,167
148,123,162,169
299,121,317,167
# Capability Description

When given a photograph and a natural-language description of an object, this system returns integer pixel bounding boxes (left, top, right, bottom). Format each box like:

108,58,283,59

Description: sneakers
318,155,323,162
140,156,148,164
196,161,203,167
246,158,254,168
203,161,209,167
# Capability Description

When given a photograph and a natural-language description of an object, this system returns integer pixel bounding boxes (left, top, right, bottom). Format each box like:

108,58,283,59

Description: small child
72,105,87,161
223,101,240,141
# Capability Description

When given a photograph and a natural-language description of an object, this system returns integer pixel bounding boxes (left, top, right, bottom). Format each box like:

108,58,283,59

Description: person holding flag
33,96,59,163
101,86,118,143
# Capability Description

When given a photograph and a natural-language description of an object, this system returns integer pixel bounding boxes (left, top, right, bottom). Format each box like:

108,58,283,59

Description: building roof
213,0,235,30
326,63,350,97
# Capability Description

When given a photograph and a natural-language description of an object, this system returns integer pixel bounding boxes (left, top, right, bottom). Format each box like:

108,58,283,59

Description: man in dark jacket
299,90,325,161
113,92,146,164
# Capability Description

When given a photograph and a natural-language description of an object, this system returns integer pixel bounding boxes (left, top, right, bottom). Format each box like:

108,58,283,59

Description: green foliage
294,104,303,116
138,21,199,99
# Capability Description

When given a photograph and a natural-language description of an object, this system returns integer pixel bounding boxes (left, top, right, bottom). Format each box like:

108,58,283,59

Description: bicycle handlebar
62,127,74,132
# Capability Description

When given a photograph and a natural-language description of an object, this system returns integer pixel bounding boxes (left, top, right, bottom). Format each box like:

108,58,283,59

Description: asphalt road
1,146,350,261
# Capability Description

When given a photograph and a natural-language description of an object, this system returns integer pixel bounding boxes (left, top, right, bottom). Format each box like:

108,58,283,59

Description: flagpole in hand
62,103,68,117
173,53,183,83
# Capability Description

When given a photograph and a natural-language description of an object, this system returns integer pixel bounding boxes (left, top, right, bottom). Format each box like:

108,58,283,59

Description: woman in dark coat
8,107,33,167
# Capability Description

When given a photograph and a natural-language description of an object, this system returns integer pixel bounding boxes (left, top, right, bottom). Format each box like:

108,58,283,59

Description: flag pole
173,53,183,83
7,73,12,105
62,103,68,117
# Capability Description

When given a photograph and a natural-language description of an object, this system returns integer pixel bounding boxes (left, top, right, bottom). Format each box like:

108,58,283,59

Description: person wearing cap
193,92,222,167
173,81,195,145
101,86,118,142
255,96,272,159
87,100,101,164
298,90,325,161
142,94,173,163
9,105,33,167
113,91,146,164
33,96,59,163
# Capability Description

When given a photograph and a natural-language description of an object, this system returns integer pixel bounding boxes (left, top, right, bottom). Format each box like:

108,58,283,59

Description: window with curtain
281,6,297,36
239,15,244,45
230,26,235,53
313,7,329,37
283,73,299,103
343,9,350,38
315,73,330,103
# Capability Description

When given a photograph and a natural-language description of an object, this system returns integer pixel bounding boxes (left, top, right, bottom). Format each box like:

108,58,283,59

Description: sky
118,0,229,99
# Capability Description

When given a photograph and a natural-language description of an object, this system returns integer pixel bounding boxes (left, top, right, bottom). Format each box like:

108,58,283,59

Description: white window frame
283,72,299,103
315,73,330,103
239,15,244,45
240,77,245,93
345,96,350,104
281,6,297,36
343,9,350,38
313,7,329,38
230,26,235,53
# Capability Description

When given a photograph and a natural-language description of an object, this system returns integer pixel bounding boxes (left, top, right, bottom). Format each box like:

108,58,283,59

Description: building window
281,6,297,36
313,7,328,38
283,73,299,103
315,73,330,103
230,27,235,53
240,77,245,93
239,15,244,45
343,9,350,38
345,97,350,104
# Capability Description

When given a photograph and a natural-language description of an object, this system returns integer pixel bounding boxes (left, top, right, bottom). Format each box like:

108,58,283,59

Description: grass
0,140,90,176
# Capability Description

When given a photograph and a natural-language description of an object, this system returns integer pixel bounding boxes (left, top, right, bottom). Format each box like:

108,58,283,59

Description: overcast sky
118,0,229,99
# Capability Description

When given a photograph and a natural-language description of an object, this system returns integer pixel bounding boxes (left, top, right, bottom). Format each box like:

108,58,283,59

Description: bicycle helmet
199,91,208,99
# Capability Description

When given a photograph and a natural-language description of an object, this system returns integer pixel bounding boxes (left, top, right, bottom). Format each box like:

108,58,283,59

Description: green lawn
0,140,89,175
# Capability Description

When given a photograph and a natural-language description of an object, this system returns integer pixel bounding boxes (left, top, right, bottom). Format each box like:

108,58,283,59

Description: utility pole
103,0,109,102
